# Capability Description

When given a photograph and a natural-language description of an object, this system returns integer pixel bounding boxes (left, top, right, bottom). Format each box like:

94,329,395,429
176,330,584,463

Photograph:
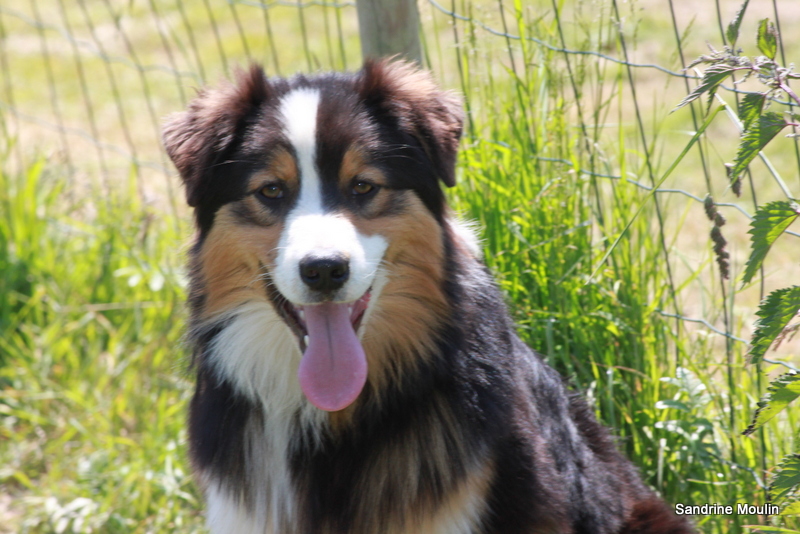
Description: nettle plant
675,1,800,525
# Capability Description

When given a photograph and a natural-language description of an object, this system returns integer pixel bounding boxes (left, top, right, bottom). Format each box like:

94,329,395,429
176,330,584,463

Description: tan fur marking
247,148,298,192
340,395,490,534
349,192,448,399
339,147,366,185
410,458,494,534
338,147,389,209
198,206,282,319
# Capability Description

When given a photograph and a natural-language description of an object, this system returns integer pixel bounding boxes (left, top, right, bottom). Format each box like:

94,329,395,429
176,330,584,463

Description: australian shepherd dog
163,59,693,534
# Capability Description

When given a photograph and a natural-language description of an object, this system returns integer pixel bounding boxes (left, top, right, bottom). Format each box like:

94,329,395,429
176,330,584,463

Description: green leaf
757,18,779,60
783,501,800,516
743,373,800,435
749,286,800,364
729,112,788,183
655,399,690,411
739,92,768,131
771,454,800,503
673,64,739,112
742,201,800,286
727,0,750,46
744,527,800,533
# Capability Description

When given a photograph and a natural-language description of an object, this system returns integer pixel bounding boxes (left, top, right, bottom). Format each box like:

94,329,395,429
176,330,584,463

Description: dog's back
163,60,694,534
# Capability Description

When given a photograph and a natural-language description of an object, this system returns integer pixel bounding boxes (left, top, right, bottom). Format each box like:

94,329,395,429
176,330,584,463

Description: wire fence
0,0,361,214
1,0,798,354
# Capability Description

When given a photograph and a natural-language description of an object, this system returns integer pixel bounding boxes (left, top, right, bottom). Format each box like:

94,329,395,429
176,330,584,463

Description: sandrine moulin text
674,503,779,516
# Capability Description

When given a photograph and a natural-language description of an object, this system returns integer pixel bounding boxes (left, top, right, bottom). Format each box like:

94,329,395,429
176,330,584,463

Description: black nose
299,255,350,292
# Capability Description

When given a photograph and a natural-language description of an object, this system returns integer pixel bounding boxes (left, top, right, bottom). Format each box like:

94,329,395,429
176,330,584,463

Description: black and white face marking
268,87,388,412
272,88,387,307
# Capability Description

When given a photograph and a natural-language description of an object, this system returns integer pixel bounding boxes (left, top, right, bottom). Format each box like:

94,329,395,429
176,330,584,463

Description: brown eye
352,181,375,196
258,184,284,200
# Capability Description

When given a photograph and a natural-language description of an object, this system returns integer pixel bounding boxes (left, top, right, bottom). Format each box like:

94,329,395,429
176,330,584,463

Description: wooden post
356,0,422,64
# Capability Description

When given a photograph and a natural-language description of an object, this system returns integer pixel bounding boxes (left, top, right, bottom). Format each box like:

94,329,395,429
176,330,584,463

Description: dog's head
164,60,463,412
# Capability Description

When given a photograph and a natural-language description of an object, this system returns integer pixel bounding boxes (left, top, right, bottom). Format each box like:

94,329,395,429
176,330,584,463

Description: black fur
165,59,694,534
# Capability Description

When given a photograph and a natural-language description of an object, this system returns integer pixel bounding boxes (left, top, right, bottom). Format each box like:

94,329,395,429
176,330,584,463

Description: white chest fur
203,301,326,533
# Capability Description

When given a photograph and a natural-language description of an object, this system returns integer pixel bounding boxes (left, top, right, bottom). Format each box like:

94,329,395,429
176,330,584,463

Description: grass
1,0,799,532
0,154,202,532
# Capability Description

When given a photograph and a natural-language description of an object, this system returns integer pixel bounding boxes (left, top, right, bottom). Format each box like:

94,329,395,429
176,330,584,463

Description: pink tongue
298,302,367,412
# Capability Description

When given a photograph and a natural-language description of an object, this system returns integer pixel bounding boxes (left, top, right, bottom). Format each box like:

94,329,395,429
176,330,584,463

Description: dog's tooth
303,335,309,346
299,310,305,321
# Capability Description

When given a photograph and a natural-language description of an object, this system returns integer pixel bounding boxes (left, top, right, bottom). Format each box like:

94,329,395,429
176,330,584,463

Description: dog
162,59,693,534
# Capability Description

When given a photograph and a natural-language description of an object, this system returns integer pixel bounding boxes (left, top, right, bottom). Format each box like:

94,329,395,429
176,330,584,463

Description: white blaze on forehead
279,87,322,212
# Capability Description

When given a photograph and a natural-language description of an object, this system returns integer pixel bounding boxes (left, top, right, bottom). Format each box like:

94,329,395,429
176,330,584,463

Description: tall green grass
1,2,799,533
0,153,203,532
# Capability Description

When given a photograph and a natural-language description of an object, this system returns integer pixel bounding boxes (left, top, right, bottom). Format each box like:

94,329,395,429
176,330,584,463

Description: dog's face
164,61,463,413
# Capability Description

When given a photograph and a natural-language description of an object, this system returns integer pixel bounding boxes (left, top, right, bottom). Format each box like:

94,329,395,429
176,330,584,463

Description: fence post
356,0,422,64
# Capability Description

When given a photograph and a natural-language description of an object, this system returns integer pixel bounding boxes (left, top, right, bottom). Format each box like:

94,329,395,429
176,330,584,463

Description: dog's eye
352,181,376,196
258,184,284,200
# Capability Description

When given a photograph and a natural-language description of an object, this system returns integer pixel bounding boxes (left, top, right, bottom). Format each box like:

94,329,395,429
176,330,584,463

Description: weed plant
1,1,798,533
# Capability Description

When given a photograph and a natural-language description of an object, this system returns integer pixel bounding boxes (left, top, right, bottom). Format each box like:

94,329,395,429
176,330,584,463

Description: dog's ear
163,65,272,207
358,59,464,188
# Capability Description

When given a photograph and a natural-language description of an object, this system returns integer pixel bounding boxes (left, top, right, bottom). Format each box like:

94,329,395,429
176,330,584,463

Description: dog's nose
299,254,350,292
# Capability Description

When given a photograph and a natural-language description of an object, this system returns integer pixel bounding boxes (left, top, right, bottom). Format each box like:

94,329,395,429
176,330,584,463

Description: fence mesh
2,0,800,527
3,3,799,382
0,1,363,211
2,0,798,393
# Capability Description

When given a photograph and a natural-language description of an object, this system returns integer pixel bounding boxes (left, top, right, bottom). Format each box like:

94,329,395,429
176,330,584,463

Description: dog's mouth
272,286,372,413
277,290,371,352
